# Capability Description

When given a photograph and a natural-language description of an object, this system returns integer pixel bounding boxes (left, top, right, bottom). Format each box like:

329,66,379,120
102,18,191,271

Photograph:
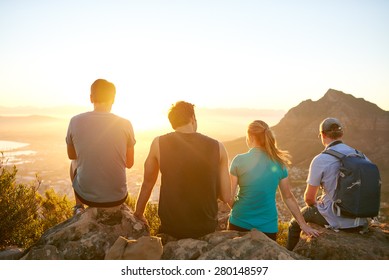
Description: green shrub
143,202,161,236
0,159,73,249
38,188,73,232
277,221,289,247
0,164,43,249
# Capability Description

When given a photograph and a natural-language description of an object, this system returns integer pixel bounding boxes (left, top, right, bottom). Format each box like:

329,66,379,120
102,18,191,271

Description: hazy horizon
0,104,287,135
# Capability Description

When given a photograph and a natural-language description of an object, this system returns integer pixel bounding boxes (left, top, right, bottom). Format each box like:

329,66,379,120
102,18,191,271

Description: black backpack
323,148,381,218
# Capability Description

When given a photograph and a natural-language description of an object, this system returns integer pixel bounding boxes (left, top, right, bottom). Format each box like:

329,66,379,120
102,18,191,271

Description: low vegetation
0,161,73,249
0,159,162,249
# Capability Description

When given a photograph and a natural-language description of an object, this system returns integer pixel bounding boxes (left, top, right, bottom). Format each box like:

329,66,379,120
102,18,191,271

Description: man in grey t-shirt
66,79,136,215
286,118,368,250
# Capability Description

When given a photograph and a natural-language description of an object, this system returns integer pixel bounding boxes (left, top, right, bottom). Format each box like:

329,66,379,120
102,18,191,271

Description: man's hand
134,212,149,227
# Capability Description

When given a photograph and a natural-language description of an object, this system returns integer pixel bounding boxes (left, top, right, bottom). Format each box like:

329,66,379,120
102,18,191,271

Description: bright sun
112,98,170,132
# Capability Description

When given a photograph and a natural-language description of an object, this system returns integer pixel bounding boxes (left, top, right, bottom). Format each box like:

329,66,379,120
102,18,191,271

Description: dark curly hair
168,101,195,129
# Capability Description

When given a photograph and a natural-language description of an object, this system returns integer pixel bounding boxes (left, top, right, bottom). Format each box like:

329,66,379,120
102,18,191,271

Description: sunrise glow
1,1,388,123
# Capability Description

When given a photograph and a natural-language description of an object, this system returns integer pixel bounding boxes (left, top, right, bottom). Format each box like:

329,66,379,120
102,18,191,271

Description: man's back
158,132,220,238
308,142,368,228
66,111,135,204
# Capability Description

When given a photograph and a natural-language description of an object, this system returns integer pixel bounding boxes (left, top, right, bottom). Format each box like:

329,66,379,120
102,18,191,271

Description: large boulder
21,204,148,260
162,229,305,260
293,223,389,259
0,247,24,260
105,236,163,260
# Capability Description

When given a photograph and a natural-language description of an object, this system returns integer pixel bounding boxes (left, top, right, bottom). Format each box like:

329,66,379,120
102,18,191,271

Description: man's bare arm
126,145,134,168
304,184,319,206
228,174,238,208
218,142,231,203
134,138,160,222
67,144,77,160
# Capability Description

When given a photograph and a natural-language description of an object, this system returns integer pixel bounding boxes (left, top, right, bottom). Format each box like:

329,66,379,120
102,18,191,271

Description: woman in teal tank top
228,120,319,241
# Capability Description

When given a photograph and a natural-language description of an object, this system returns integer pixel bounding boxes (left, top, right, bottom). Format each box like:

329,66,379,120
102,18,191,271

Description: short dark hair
168,101,195,129
90,79,116,103
323,129,343,139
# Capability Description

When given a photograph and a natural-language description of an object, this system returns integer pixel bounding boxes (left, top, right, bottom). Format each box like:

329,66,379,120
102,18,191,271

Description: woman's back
229,147,287,233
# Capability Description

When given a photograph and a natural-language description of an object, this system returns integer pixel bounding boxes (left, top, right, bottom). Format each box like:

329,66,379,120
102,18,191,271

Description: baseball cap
320,117,343,132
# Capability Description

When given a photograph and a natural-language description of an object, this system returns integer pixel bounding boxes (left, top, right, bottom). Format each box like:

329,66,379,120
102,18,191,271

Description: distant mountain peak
318,88,362,103
321,88,350,102
318,88,384,114
274,88,388,163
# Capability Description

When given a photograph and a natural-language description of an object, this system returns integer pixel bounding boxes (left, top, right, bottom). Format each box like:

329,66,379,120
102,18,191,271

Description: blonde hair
248,120,291,167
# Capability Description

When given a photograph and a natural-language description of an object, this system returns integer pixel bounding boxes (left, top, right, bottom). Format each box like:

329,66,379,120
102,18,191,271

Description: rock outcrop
105,236,163,260
8,203,389,260
293,223,389,260
21,204,148,260
0,247,24,260
162,229,305,260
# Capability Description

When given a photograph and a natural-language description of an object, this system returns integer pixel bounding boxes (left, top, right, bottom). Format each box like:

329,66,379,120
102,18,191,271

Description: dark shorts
228,222,277,241
74,190,128,207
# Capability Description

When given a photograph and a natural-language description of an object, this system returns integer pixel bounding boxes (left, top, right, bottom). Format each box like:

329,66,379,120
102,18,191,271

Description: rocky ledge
1,204,388,260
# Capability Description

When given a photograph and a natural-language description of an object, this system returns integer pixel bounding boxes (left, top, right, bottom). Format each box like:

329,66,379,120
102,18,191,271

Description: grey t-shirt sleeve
126,120,136,147
65,119,74,145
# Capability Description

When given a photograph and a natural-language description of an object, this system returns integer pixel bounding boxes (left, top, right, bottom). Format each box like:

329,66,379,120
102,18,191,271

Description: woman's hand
300,224,321,238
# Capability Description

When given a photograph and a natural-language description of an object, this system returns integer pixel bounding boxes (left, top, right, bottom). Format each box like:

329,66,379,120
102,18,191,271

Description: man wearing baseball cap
286,117,369,250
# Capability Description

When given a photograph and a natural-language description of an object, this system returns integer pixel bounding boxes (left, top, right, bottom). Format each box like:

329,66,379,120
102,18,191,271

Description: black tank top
158,132,220,239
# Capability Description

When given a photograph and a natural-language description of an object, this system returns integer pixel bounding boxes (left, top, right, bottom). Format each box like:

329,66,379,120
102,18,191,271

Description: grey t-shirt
307,142,368,229
66,111,136,204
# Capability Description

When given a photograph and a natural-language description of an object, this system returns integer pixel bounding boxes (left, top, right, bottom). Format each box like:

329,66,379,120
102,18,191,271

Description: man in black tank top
135,101,231,239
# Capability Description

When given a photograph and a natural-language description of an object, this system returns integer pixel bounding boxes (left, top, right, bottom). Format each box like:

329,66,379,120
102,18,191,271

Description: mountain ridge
225,89,389,157
224,89,389,205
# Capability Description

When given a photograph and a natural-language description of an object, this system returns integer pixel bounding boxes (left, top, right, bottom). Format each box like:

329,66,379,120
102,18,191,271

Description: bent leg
286,206,328,250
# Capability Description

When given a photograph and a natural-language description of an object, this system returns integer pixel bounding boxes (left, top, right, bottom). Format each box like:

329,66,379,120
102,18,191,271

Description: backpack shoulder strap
322,149,346,159
354,149,366,158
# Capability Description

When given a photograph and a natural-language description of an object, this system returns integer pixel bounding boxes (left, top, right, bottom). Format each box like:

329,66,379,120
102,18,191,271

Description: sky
1,0,389,129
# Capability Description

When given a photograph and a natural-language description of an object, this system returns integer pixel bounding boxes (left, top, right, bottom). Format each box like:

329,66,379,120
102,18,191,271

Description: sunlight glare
112,94,170,132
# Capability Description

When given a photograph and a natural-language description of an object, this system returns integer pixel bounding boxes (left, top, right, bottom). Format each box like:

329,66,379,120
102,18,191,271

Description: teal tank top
229,148,288,233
